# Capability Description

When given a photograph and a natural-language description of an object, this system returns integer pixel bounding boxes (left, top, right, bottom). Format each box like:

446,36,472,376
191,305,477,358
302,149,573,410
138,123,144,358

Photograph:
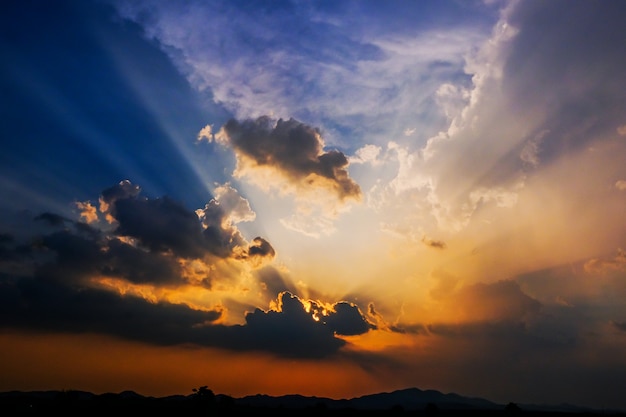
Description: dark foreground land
1,390,624,417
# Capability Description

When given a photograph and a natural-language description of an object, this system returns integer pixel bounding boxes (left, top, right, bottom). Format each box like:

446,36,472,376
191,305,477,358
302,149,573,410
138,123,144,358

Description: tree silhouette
505,402,522,414
191,385,215,413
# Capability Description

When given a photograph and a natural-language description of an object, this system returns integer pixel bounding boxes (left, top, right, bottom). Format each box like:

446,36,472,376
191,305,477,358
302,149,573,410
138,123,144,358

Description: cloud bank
0,181,376,358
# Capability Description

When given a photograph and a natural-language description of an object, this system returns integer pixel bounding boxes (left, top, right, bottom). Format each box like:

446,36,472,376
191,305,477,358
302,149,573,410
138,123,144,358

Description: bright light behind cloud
2,0,626,410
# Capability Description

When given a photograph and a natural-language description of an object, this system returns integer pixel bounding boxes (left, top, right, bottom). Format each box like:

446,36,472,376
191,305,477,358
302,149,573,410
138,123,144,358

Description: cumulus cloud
112,195,213,258
214,116,362,202
99,179,141,212
245,237,276,267
325,301,376,336
210,182,256,224
215,292,350,358
366,0,626,244
98,180,266,261
615,180,626,191
0,273,371,357
0,181,382,358
207,292,373,357
16,180,275,287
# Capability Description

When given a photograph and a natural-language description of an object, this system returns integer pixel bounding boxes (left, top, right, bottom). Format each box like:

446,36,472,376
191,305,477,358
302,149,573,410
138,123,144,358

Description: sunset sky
2,0,626,410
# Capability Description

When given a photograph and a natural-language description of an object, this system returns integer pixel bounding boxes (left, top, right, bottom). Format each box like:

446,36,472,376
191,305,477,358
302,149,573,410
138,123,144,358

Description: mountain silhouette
237,387,502,410
0,386,622,415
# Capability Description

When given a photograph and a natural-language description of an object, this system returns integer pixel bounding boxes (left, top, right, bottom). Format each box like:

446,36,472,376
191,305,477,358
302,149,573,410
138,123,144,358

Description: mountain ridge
1,386,623,415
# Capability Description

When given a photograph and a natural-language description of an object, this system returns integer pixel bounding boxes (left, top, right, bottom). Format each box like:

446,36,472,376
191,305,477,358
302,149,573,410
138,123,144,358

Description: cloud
112,195,212,258
256,266,298,299
215,292,347,358
325,301,376,336
421,236,447,250
394,279,542,331
75,201,98,224
392,279,582,350
448,280,542,323
197,124,213,142
0,270,368,358
100,180,263,260
99,179,141,212
6,180,275,288
216,292,374,357
110,0,493,166
0,276,223,345
214,116,362,202
583,249,626,275
0,181,379,359
245,237,276,267
435,82,470,121
102,238,184,285
615,180,626,191
279,212,338,239
519,130,548,168
367,0,626,244
349,144,382,166
210,182,256,224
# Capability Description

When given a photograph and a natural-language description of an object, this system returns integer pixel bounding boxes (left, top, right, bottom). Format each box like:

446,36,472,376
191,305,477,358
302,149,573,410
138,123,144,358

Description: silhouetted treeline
1,390,624,417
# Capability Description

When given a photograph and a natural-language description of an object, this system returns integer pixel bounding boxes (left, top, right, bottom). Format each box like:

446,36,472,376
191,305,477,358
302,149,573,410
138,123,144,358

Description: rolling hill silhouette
0,386,623,416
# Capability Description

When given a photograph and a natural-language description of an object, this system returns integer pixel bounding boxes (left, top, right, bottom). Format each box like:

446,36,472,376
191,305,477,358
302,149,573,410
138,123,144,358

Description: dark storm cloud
112,196,209,258
0,182,370,358
37,230,104,283
207,292,374,358
218,116,362,200
216,292,346,358
100,179,141,207
0,275,222,345
325,301,376,335
103,238,183,285
30,228,186,288
0,253,370,358
1,179,273,288
246,237,275,261
102,180,257,260
196,199,248,259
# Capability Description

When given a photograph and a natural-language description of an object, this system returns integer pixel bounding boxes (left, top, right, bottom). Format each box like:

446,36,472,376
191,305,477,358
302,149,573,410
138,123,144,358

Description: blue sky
2,0,626,410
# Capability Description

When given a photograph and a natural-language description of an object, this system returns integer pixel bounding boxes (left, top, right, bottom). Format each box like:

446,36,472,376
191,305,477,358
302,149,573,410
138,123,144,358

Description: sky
1,0,626,410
